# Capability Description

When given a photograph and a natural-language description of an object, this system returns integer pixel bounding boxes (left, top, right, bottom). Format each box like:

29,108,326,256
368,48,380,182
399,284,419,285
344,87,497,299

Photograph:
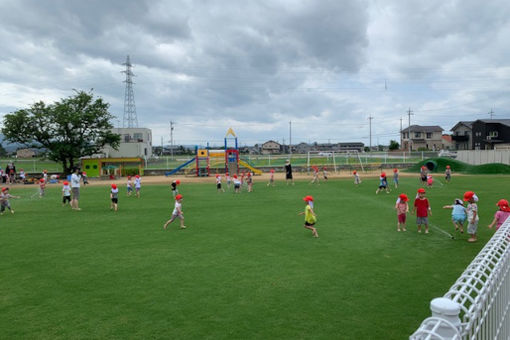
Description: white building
102,127,152,158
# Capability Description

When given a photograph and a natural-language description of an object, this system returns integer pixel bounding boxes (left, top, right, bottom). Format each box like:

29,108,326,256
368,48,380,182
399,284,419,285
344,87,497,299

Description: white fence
456,150,510,165
410,218,510,339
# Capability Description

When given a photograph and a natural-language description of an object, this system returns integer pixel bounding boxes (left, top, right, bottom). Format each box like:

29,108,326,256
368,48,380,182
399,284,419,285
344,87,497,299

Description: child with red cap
376,172,390,194
0,187,20,215
298,195,318,238
233,174,241,193
353,170,361,185
464,191,479,242
310,165,320,185
413,188,431,233
110,184,119,212
163,194,186,230
445,165,452,183
420,166,427,184
267,169,275,187
171,179,180,197
39,178,46,198
426,174,434,188
246,172,253,192
488,199,510,231
395,193,409,231
393,168,399,188
215,174,224,193
134,175,141,198
62,181,71,206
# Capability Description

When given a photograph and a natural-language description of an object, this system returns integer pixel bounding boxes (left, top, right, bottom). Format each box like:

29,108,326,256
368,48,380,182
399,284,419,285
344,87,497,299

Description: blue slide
165,158,196,176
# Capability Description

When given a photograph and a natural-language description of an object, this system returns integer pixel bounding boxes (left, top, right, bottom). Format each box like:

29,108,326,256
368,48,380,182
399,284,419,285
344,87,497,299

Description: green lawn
0,175,506,339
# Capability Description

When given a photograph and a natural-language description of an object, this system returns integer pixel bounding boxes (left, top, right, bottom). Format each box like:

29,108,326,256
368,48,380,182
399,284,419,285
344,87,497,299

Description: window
124,134,131,142
488,131,498,138
426,132,432,139
134,133,143,141
414,132,421,138
93,165,98,169
85,165,90,169
464,131,469,136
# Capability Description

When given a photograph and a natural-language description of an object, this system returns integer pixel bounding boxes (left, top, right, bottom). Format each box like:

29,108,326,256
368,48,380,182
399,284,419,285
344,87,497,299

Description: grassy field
0,175,507,339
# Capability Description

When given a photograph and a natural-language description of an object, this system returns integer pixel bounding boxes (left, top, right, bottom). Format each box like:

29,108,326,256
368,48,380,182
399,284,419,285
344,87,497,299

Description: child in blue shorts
443,198,466,233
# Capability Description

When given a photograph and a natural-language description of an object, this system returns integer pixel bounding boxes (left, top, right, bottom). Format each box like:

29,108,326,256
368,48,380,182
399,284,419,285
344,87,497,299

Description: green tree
2,90,120,174
0,143,8,157
389,140,400,150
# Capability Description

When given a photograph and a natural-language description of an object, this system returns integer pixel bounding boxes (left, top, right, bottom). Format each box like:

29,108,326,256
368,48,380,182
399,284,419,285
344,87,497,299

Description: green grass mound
406,157,510,174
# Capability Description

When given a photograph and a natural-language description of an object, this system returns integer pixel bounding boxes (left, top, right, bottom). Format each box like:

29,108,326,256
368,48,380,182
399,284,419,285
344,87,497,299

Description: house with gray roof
472,119,510,150
401,125,443,151
450,121,473,150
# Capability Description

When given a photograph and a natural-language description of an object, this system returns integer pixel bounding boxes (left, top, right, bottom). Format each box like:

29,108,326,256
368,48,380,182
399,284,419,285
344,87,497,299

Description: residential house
261,140,281,154
450,121,473,150
401,125,443,151
441,135,453,150
471,119,510,150
16,148,36,158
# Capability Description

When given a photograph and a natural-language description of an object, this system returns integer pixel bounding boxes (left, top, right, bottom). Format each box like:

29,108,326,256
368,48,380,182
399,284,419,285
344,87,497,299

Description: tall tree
2,90,120,174
389,140,400,151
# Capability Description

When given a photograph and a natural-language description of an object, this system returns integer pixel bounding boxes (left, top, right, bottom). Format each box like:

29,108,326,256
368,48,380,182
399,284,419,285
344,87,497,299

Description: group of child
214,172,254,193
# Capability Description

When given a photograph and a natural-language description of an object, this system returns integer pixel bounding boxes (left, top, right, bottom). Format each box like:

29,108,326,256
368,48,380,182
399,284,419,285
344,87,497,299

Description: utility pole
170,121,174,159
289,121,292,156
407,108,414,153
368,115,374,152
122,55,138,128
488,108,494,119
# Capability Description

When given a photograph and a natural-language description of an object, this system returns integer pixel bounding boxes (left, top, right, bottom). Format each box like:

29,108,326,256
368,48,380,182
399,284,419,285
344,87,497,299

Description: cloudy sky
1,0,510,147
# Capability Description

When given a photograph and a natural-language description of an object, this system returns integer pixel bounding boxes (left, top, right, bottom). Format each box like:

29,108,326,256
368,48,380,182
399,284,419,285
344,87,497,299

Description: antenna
122,55,138,128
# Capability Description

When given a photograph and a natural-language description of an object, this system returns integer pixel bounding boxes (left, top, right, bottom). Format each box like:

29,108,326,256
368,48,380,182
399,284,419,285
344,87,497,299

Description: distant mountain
0,134,24,152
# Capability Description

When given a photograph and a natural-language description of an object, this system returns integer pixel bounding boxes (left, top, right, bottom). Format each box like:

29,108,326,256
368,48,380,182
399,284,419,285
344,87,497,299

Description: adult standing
71,168,81,211
5,163,12,184
9,163,16,184
285,160,294,185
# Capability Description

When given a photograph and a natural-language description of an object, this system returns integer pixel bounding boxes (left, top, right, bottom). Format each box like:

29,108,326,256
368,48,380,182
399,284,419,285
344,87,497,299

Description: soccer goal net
306,150,365,174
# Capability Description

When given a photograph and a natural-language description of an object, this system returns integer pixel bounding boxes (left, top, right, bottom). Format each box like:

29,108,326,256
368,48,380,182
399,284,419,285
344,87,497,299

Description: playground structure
165,128,261,177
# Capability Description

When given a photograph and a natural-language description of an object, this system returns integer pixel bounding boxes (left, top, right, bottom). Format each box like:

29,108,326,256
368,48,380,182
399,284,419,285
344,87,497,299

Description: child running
420,166,427,184
267,169,275,187
310,166,320,185
163,194,186,230
426,174,434,188
393,168,399,188
413,188,431,234
445,165,452,183
126,176,133,197
488,199,510,231
298,195,319,238
134,175,141,198
353,170,361,185
110,184,119,212
82,171,89,185
233,174,241,193
246,172,253,192
0,187,20,215
376,172,390,194
395,193,409,231
215,174,225,193
171,179,180,197
464,191,479,242
39,178,46,198
443,199,466,234
62,181,72,207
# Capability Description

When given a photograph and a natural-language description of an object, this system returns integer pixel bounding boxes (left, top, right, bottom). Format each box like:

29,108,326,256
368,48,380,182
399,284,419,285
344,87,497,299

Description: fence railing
410,218,510,339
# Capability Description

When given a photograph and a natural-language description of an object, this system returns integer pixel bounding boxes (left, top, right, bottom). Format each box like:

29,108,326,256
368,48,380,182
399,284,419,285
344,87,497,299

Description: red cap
496,199,509,207
63,181,69,185
128,176,131,179
381,172,386,177
303,195,314,202
270,169,275,173
247,172,251,177
323,167,327,170
463,191,475,201
39,178,45,183
175,194,183,200
446,165,451,169
421,165,426,169
1,187,7,192
226,172,229,175
353,170,357,174
176,180,181,184
417,188,426,193
233,175,238,179
393,168,398,173
215,174,219,178
399,193,409,202
111,184,117,189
